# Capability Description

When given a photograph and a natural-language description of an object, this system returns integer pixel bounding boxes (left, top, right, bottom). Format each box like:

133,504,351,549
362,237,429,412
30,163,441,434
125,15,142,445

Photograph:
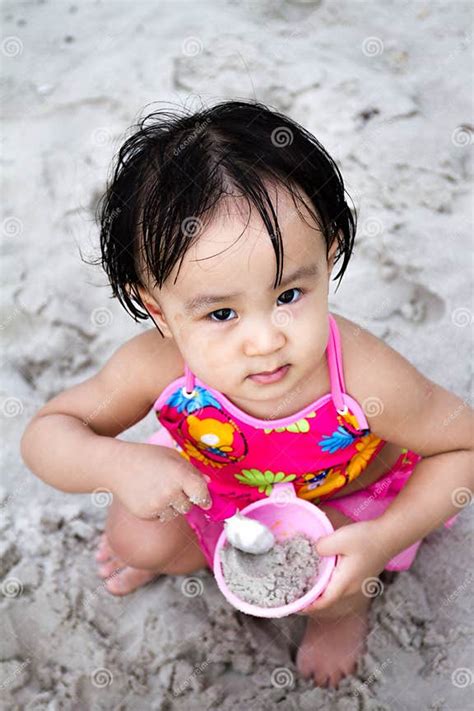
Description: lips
248,364,290,384
253,365,286,376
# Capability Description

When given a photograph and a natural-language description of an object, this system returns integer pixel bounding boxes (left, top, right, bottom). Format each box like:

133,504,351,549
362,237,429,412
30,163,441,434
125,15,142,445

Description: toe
316,672,330,688
104,572,128,596
95,533,114,562
104,567,159,596
97,557,125,579
327,670,342,688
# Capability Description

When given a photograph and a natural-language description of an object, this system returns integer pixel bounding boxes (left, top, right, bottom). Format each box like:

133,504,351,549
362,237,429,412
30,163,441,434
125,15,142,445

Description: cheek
181,325,222,362
195,328,235,370
173,312,209,344
292,310,326,347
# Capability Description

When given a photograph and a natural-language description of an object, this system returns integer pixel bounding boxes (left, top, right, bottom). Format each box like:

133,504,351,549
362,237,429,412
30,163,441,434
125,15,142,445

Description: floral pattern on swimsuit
152,314,387,508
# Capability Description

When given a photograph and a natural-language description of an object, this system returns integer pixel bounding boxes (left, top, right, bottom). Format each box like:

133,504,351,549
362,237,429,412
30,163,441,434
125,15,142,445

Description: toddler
20,100,473,689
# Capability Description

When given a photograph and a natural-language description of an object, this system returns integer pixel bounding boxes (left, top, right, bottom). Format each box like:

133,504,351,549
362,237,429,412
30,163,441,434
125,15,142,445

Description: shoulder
30,328,186,438
330,312,380,410
110,328,185,402
330,309,418,415
330,311,473,456
331,312,384,368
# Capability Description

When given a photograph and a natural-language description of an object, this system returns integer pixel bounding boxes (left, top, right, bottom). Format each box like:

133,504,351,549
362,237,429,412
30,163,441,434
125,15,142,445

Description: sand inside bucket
219,533,320,608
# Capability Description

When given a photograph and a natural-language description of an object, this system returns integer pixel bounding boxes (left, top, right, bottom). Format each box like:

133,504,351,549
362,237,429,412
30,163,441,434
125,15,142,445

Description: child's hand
111,443,212,521
297,520,390,616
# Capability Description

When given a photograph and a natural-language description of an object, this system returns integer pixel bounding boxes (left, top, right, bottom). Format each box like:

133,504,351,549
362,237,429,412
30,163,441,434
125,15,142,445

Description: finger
182,476,212,510
308,582,346,611
298,593,338,615
170,492,193,515
157,506,180,523
299,574,347,614
316,528,349,556
306,594,335,612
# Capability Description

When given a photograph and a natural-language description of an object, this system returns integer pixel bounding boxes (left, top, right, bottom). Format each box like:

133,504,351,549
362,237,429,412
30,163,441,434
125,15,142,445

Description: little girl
20,99,473,689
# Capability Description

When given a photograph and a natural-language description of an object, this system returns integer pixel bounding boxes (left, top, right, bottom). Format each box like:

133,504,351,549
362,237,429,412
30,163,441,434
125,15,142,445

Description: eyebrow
183,263,320,314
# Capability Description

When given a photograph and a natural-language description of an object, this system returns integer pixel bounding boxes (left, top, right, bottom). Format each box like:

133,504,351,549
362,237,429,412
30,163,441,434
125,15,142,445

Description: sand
1,1,472,708
219,534,320,608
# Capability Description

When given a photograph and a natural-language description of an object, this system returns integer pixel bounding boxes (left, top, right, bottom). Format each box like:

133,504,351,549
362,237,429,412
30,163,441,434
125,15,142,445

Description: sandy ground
1,0,473,708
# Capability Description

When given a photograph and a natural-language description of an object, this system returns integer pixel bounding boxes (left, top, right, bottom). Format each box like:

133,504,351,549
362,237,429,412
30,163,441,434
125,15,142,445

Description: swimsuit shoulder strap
184,362,196,394
327,313,347,413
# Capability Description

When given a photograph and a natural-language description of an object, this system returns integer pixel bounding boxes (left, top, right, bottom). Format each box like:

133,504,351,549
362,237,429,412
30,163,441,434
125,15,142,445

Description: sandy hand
111,443,213,520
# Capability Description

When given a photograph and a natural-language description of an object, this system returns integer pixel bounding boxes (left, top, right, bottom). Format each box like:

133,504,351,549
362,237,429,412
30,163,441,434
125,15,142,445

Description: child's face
138,185,338,411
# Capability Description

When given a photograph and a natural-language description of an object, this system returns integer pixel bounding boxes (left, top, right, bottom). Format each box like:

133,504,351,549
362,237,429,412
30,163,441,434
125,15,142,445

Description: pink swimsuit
147,313,458,571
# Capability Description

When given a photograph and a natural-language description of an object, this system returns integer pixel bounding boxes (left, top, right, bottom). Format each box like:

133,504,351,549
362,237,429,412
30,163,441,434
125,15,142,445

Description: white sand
219,534,320,608
1,0,472,708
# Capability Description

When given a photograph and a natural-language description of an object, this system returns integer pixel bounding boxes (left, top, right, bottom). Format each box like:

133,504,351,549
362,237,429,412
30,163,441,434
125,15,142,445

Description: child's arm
20,330,211,516
302,319,473,613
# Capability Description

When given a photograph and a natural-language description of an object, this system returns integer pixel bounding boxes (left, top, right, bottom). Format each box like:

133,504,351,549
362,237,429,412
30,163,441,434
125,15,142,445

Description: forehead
164,185,325,301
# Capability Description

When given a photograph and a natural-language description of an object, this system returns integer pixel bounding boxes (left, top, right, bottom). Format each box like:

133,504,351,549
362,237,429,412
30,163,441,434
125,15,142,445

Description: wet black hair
93,99,357,334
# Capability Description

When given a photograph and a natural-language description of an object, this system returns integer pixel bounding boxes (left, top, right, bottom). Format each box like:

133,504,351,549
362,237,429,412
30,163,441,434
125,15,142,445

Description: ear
133,285,174,339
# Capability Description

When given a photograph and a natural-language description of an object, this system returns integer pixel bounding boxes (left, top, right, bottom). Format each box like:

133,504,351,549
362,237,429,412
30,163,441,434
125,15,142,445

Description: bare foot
296,597,371,688
94,533,161,596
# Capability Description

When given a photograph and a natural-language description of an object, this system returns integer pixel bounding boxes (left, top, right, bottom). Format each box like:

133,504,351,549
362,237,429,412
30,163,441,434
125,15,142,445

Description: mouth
248,364,290,384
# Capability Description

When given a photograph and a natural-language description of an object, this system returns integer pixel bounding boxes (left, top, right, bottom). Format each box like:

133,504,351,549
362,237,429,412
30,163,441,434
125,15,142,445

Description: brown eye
207,308,236,323
277,288,303,305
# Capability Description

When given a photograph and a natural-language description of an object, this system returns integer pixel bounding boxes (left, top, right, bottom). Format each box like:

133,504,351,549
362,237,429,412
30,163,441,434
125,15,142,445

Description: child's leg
95,497,208,595
295,505,373,689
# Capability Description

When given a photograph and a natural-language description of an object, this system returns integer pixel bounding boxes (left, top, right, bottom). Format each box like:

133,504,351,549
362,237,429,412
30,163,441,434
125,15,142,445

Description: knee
109,530,205,573
109,539,162,570
104,502,162,569
104,502,206,573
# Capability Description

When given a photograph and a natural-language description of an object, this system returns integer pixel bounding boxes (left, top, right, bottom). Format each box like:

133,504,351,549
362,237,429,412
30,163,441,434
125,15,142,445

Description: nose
243,315,286,357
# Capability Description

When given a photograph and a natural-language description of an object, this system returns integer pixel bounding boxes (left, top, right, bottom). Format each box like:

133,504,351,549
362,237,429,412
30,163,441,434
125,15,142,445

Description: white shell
224,511,275,555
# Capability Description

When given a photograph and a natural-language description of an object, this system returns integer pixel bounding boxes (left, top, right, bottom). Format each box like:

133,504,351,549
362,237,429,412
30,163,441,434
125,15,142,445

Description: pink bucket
213,482,338,618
